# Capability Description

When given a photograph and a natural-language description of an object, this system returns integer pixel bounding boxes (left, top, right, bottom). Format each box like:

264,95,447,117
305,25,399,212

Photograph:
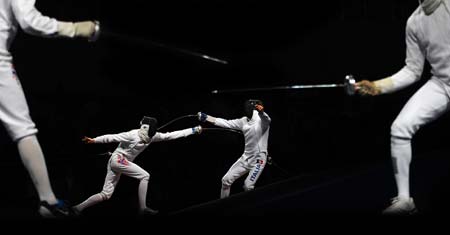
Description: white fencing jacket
0,0,58,70
94,128,195,162
384,1,450,94
214,110,271,161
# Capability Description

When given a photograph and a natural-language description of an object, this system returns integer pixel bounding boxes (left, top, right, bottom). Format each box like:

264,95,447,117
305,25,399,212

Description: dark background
1,0,450,217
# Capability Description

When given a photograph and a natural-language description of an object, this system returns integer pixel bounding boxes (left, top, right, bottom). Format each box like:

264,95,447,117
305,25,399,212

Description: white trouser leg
244,153,267,191
0,68,38,141
110,155,150,211
221,158,248,198
74,157,120,212
73,194,104,213
390,79,450,199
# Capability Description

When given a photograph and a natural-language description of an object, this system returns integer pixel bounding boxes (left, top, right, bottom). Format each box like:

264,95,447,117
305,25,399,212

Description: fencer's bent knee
140,172,150,181
390,119,414,140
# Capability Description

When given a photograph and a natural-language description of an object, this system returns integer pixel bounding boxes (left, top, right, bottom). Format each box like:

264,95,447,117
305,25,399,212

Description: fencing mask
139,116,158,143
419,0,443,15
244,99,263,120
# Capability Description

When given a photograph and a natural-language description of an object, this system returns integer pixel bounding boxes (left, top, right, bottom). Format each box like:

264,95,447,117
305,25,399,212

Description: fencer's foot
140,208,159,216
382,197,418,215
39,200,71,218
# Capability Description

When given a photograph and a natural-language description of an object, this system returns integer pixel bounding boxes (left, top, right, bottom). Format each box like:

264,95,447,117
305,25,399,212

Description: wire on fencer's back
157,114,198,131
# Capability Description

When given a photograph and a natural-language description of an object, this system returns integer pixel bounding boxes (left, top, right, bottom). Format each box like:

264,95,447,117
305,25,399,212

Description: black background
2,0,450,217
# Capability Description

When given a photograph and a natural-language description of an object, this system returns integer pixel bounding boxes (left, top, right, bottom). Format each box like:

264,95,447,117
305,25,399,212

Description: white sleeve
151,128,194,142
93,131,134,144
258,112,271,133
214,117,244,130
259,112,271,124
384,20,425,94
11,0,59,37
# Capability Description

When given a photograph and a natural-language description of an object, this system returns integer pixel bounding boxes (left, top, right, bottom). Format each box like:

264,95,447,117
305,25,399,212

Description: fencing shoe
382,197,417,215
140,207,159,216
39,200,71,218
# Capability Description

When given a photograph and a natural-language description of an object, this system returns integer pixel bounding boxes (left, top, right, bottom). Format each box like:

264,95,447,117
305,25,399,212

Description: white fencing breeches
221,152,267,198
390,79,450,199
0,67,38,142
75,154,150,212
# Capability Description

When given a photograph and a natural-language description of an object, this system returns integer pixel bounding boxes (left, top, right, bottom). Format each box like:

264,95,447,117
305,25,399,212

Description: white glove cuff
57,22,76,38
374,77,395,94
206,115,216,123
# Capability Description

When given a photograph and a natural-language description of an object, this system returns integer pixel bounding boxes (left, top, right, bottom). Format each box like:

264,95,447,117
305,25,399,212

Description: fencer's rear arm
11,0,97,39
258,112,271,124
374,19,425,94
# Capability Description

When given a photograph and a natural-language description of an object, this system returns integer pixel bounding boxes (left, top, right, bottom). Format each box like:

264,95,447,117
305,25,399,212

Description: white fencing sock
391,136,412,199
17,135,57,205
138,177,149,210
73,193,105,212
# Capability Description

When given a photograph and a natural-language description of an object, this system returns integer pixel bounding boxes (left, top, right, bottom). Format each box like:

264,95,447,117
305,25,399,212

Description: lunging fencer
0,0,98,217
355,0,450,215
198,100,271,198
72,116,202,215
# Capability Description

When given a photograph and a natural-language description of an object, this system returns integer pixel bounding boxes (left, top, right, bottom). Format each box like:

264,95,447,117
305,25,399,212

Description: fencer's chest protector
413,0,450,85
0,0,17,66
116,135,150,162
242,113,262,143
239,111,270,158
243,119,257,135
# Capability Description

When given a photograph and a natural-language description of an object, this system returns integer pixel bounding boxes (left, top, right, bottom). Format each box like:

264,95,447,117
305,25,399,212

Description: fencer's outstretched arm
356,21,425,96
11,0,58,37
11,0,97,39
198,112,244,130
151,126,202,143
86,131,135,144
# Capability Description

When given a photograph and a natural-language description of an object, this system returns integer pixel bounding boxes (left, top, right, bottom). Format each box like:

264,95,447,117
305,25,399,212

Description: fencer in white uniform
72,116,202,215
356,0,450,215
198,100,271,198
0,0,98,217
